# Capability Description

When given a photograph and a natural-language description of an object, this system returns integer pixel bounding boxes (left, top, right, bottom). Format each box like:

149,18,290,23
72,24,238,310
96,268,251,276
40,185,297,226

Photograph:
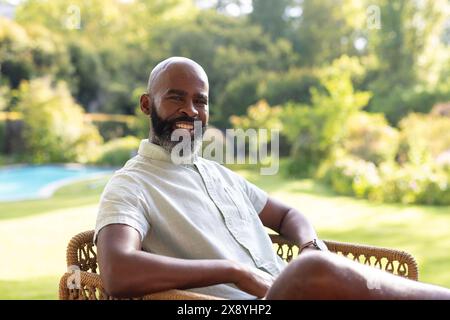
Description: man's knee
267,251,338,299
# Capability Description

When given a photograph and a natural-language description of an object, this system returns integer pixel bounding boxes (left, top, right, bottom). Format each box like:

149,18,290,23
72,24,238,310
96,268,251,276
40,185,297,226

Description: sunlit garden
1,0,450,300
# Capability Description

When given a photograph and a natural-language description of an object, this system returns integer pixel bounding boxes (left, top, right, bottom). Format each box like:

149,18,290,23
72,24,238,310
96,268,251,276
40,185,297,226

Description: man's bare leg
265,251,450,299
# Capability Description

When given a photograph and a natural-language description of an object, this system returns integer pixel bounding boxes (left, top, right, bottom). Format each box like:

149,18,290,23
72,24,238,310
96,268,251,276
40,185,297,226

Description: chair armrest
59,271,223,300
269,234,419,281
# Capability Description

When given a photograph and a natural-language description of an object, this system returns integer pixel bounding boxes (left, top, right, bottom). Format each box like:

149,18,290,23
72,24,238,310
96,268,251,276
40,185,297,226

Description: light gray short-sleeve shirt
94,139,287,299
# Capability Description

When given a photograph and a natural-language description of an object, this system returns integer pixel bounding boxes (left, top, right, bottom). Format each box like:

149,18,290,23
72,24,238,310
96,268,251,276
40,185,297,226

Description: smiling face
140,57,209,152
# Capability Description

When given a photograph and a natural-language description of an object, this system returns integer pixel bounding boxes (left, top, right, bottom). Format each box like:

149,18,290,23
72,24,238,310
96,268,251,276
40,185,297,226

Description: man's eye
170,96,184,102
195,100,207,107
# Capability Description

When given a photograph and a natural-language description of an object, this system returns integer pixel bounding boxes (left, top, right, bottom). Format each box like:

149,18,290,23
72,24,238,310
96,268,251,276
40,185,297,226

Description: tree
15,77,102,163
280,58,372,176
250,0,292,39
290,0,367,67
367,0,450,123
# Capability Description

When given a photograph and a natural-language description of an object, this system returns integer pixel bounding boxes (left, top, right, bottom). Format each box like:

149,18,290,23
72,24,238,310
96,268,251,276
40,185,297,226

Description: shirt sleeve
238,176,269,214
94,173,150,244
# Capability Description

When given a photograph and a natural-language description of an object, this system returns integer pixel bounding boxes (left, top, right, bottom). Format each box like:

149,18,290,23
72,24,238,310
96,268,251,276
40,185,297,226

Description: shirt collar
138,139,199,164
138,139,172,162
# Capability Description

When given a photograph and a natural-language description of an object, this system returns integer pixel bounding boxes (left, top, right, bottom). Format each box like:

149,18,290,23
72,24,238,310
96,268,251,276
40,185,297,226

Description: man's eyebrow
166,89,187,96
194,93,208,101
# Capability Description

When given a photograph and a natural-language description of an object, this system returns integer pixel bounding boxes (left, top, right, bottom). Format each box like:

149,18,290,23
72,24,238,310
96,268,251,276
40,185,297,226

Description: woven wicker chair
59,230,419,300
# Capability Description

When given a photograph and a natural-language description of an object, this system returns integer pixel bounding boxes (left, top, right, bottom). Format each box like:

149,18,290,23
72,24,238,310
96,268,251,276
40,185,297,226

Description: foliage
340,112,399,165
250,0,292,39
96,136,140,166
289,0,367,67
229,100,282,156
215,71,263,122
321,155,383,200
14,77,103,163
0,86,11,111
0,119,5,153
230,100,282,135
369,83,450,124
130,86,150,139
87,112,138,142
256,68,321,107
0,18,72,88
367,0,450,123
280,63,372,176
322,155,450,205
398,113,450,165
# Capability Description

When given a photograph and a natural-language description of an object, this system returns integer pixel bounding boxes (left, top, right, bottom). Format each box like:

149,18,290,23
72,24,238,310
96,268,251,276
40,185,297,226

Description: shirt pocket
223,185,250,222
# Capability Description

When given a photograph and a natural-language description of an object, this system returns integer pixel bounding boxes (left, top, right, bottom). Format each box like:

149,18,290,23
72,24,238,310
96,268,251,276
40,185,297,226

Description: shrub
321,155,382,200
131,104,150,140
341,112,399,165
369,83,450,125
15,77,103,163
257,68,321,107
280,70,371,177
84,113,138,142
96,136,140,166
216,71,263,126
379,163,450,205
398,113,450,165
322,156,450,205
230,100,282,137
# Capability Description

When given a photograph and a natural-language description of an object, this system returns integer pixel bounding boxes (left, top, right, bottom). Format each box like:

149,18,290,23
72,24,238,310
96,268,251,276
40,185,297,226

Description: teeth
175,123,193,129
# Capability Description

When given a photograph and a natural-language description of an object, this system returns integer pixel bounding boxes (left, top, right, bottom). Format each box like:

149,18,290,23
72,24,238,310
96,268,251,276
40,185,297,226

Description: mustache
167,115,199,125
151,108,206,138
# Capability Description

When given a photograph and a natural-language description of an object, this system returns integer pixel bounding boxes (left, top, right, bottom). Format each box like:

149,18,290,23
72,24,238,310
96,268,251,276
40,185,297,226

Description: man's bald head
147,56,209,96
140,56,209,153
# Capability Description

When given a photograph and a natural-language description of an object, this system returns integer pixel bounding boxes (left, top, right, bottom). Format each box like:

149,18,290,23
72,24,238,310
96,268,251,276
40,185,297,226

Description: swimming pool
0,165,115,202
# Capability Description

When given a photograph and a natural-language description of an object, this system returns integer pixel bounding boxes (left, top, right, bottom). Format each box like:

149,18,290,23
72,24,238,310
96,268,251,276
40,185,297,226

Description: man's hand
231,262,275,298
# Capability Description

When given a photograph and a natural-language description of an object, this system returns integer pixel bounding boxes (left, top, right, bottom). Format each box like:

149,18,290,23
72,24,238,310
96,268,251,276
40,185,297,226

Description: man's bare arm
96,224,272,298
258,197,318,246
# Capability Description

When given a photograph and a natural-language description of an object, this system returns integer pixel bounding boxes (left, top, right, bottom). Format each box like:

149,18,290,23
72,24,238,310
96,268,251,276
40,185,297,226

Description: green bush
322,156,450,205
93,119,137,142
14,77,103,163
379,163,450,205
341,112,399,165
398,113,450,165
257,68,321,107
96,136,140,166
369,84,450,125
321,155,382,200
216,71,263,126
280,66,371,177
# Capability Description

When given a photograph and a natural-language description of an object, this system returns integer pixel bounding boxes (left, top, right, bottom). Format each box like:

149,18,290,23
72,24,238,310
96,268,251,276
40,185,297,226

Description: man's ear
140,93,152,115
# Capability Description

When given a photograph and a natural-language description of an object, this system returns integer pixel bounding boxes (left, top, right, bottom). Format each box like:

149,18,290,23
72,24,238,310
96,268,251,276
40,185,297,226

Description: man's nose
179,101,199,118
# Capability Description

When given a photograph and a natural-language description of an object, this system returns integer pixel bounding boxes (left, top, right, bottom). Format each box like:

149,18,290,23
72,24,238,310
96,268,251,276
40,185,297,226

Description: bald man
95,57,450,300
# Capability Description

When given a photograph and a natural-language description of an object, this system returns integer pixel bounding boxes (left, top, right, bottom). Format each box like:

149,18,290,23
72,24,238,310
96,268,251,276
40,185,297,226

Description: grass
0,176,110,299
1,164,449,299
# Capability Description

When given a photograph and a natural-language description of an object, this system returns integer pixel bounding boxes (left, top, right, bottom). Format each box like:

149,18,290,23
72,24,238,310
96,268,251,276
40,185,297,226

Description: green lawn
1,167,449,299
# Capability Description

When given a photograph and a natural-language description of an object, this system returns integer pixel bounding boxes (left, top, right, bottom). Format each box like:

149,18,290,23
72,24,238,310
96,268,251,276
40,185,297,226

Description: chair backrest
66,230,98,273
66,230,419,281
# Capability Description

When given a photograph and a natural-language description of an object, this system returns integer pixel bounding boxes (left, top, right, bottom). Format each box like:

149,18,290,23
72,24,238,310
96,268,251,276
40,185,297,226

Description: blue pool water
0,165,114,202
